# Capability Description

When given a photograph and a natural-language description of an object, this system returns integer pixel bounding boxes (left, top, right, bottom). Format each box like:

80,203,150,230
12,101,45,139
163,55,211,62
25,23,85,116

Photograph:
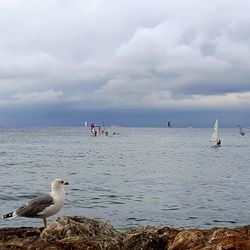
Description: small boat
210,119,221,147
237,124,245,136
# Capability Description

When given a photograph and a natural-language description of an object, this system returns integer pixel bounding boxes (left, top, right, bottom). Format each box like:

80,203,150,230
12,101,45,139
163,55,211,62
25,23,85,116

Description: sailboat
237,124,245,136
210,119,221,147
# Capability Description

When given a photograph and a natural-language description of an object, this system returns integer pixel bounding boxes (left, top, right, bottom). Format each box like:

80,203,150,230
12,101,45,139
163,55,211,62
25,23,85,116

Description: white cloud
0,89,63,107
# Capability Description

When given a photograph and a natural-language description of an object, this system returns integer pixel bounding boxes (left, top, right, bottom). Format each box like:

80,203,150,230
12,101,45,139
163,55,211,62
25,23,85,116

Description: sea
0,127,249,230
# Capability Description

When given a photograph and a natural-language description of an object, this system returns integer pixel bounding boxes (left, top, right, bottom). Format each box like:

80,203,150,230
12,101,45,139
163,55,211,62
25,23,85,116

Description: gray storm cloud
0,0,250,112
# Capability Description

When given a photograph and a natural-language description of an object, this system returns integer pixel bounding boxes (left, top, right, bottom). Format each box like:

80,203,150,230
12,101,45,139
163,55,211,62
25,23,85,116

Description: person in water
217,139,221,145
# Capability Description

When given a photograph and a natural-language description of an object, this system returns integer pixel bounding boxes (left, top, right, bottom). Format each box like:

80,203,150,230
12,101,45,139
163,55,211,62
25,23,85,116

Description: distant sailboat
168,121,171,128
210,119,221,147
237,124,245,136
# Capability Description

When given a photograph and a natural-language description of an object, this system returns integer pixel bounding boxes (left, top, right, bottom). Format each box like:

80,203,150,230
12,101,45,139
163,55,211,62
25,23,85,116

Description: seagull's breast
38,190,65,218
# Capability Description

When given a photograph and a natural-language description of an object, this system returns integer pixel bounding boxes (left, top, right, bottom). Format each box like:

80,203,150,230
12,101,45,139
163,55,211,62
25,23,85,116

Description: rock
122,226,172,250
169,229,207,250
168,226,250,250
1,216,250,249
0,227,58,250
41,216,123,249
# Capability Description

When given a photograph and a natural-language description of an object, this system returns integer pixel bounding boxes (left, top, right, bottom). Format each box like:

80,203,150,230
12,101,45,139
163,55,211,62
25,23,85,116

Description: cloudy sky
0,0,250,127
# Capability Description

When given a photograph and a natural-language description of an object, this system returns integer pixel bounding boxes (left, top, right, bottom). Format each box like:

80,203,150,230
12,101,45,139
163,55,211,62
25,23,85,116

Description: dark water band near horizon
0,127,249,229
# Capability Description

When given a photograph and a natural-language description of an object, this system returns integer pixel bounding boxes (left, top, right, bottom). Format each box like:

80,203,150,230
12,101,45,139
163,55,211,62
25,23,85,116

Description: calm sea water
0,127,249,229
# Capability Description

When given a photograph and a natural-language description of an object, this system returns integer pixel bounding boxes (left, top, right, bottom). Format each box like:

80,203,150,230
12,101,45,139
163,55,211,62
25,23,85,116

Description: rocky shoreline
1,216,250,249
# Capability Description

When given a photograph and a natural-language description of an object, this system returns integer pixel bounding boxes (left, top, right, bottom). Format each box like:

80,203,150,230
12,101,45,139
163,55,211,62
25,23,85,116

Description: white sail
210,119,219,142
84,121,88,127
210,119,221,147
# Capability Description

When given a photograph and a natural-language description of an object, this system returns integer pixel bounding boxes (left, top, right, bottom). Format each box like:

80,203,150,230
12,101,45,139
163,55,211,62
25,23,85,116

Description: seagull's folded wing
16,194,54,218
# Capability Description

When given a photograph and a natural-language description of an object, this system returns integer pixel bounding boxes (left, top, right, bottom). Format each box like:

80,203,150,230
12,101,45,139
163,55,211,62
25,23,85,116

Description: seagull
3,179,69,227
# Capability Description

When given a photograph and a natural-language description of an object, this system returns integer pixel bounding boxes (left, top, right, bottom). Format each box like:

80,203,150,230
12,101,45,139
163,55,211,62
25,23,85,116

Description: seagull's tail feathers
3,211,17,220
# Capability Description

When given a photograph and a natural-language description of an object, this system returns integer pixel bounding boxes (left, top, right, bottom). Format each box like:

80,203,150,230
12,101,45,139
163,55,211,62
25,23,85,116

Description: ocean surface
0,127,249,230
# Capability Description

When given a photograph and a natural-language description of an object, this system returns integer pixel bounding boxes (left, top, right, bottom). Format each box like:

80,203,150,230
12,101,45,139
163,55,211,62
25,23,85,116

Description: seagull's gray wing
16,194,54,218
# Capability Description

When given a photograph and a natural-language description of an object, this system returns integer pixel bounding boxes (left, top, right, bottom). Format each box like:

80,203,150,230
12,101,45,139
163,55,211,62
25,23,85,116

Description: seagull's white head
51,179,69,191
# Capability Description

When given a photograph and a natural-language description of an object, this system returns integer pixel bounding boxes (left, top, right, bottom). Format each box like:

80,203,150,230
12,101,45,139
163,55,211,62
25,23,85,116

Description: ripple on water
1,127,250,229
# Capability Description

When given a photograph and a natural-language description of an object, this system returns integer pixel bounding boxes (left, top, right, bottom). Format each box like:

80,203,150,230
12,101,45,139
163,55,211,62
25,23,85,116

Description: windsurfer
91,123,96,135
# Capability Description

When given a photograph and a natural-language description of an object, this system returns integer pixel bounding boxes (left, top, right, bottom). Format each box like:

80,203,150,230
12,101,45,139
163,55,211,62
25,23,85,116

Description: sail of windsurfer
238,124,245,136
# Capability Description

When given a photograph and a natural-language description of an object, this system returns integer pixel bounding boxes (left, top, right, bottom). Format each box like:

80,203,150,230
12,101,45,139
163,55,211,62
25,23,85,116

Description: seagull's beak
63,181,69,185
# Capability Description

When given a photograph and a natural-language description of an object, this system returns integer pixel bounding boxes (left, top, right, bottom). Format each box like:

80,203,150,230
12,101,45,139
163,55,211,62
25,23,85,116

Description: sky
0,0,250,127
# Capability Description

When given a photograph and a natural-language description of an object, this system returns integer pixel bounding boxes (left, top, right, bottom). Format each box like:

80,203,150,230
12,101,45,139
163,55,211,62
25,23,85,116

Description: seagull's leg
43,218,47,227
